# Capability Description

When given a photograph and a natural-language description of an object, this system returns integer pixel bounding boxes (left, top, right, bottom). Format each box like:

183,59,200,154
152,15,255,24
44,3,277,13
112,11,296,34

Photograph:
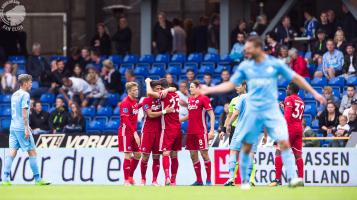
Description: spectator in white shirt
60,76,91,107
1,62,16,93
176,80,189,118
82,73,107,108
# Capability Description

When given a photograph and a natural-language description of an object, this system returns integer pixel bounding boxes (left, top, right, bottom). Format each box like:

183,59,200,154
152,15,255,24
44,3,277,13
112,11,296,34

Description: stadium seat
308,63,317,76
332,88,341,99
40,93,55,104
298,90,305,100
171,53,186,63
155,54,170,63
0,117,11,129
123,54,138,64
181,121,188,133
182,63,198,74
81,107,96,117
96,107,113,117
51,55,68,62
328,77,345,88
278,79,290,88
32,81,40,89
304,77,311,84
9,56,26,64
346,76,357,85
134,63,150,77
113,107,120,116
199,63,215,75
17,69,26,75
119,63,134,75
203,53,219,63
167,63,182,76
0,94,11,104
311,77,327,87
94,116,108,124
108,55,122,65
220,54,232,63
0,107,11,117
214,106,224,115
215,64,231,75
148,75,161,80
187,53,203,63
214,120,219,129
149,63,166,77
120,93,127,101
139,54,154,64
311,119,319,129
106,93,120,107
304,115,312,126
304,103,317,117
212,77,221,85
105,120,120,131
278,90,286,101
86,120,105,133
110,116,120,123
41,104,50,112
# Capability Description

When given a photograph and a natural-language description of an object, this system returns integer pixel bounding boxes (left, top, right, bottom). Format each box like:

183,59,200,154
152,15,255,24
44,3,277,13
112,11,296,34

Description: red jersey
284,94,305,132
160,92,181,130
119,96,139,136
141,96,162,132
187,95,212,134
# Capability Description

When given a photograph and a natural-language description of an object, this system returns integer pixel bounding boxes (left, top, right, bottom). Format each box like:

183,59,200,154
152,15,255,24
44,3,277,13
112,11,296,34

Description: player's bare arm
292,74,326,104
201,81,236,96
226,110,239,134
207,110,215,140
146,107,174,118
22,108,30,140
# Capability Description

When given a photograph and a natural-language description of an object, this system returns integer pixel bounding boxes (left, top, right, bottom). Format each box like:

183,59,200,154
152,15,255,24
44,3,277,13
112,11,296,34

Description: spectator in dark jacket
101,59,122,94
90,49,103,72
342,43,357,78
49,98,69,133
65,47,83,73
26,43,51,86
112,17,132,55
230,20,247,47
318,102,340,136
184,18,194,54
64,103,85,133
274,16,297,46
152,12,173,54
91,23,111,55
80,47,92,69
334,30,347,54
212,70,235,106
317,11,334,39
72,64,85,79
341,4,357,41
254,15,268,36
312,29,327,56
348,109,357,134
30,102,50,135
266,31,281,57
207,14,220,53
192,16,209,53
50,60,70,90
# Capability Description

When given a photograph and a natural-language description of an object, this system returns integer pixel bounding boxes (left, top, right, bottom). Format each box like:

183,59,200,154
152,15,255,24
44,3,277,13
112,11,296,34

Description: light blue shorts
230,119,258,152
9,129,36,152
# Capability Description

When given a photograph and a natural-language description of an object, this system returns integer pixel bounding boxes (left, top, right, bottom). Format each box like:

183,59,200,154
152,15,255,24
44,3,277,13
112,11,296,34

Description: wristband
222,127,227,133
162,110,167,115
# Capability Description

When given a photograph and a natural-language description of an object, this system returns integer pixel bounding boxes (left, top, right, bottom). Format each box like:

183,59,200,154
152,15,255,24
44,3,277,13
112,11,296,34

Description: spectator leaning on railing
340,85,357,113
30,101,50,135
83,73,107,108
60,76,92,107
49,97,69,133
274,16,297,47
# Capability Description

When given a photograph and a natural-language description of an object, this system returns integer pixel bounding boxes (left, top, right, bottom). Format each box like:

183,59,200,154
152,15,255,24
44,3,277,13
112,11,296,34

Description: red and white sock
171,157,178,183
275,155,283,180
123,158,131,181
204,160,211,182
162,155,170,180
193,161,203,183
140,159,148,181
129,157,140,178
296,158,304,179
152,158,160,182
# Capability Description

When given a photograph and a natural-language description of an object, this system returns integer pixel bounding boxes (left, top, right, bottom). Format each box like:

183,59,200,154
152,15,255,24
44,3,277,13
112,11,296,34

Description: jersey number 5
292,102,304,120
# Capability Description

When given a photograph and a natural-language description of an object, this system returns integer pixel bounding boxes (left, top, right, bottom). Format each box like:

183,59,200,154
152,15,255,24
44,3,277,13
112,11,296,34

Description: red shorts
289,130,303,156
186,134,208,150
140,131,161,154
118,134,139,152
159,128,182,152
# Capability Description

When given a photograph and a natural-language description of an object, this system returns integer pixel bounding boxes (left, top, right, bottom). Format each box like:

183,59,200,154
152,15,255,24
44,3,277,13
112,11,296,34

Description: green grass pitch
1,186,357,200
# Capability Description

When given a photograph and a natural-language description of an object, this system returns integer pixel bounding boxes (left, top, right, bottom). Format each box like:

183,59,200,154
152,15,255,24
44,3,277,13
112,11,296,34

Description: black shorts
228,126,235,144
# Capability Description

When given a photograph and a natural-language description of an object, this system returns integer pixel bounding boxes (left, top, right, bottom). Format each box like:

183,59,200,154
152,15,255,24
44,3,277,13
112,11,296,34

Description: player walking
146,78,181,186
2,74,50,186
269,82,305,186
180,80,215,186
140,80,174,186
201,36,325,189
118,82,141,186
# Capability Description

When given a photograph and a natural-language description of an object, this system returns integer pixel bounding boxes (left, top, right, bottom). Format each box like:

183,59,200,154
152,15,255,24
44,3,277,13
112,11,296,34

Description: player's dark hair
150,80,161,88
288,82,299,94
267,31,278,42
247,36,264,49
191,80,200,88
159,78,169,88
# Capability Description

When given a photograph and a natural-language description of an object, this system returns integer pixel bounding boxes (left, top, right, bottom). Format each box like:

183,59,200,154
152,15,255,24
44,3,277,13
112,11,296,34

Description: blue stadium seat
311,119,319,129
119,63,134,74
41,104,50,112
214,106,224,115
311,77,327,87
148,75,161,80
51,55,68,62
181,121,188,133
108,55,122,65
203,53,219,63
313,87,323,94
0,107,11,117
17,69,26,75
187,53,203,63
278,90,286,101
134,63,150,77
94,116,108,124
155,54,170,63
182,63,198,74
303,115,312,126
9,56,26,64
220,54,232,63
304,77,311,84
171,53,186,63
304,92,314,101
105,120,120,131
298,90,305,100
81,107,96,117
278,79,290,88
328,77,345,88
86,120,105,132
199,63,215,75
332,88,341,99
1,117,11,129
167,63,182,76
212,77,221,85
0,94,11,104
120,93,127,101
40,93,55,104
308,63,317,76
214,120,219,129
304,103,317,117
110,116,120,123
123,54,138,64
346,76,357,85
106,93,119,107
215,64,231,75
149,63,166,76
139,54,154,64
113,107,120,116
96,107,113,117
31,81,40,89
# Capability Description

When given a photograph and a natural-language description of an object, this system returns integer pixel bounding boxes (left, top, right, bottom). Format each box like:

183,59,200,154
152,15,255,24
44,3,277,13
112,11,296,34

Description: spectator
125,69,144,99
334,30,347,54
315,39,344,79
318,102,340,137
91,23,111,55
212,70,235,106
172,18,187,53
218,102,230,133
340,85,357,113
184,18,194,54
317,86,340,116
342,43,357,78
327,9,339,35
186,69,195,84
64,103,85,133
317,11,334,38
288,48,310,78
101,59,122,94
30,101,50,135
192,16,209,53
152,11,173,54
253,15,268,36
343,98,357,121
176,81,189,118
50,60,69,89
202,73,214,87
266,31,281,57
165,73,178,89
274,16,297,46
278,45,290,65
231,20,247,47
347,109,357,133
341,4,357,41
1,62,16,93
302,10,318,39
26,43,51,85
80,47,91,69
302,119,320,147
207,14,220,53
229,32,245,62
330,115,350,147
60,76,92,106
112,17,132,55
72,64,85,79
89,49,102,72
49,97,69,133
311,29,327,57
82,73,107,108
65,47,83,73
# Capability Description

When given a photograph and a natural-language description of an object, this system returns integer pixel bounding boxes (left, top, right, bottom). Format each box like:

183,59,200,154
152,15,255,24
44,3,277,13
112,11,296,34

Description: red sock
152,158,160,182
296,158,304,178
130,158,140,178
123,158,131,181
140,160,148,181
204,160,211,182
275,155,283,180
171,157,178,183
162,155,170,179
193,161,203,183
